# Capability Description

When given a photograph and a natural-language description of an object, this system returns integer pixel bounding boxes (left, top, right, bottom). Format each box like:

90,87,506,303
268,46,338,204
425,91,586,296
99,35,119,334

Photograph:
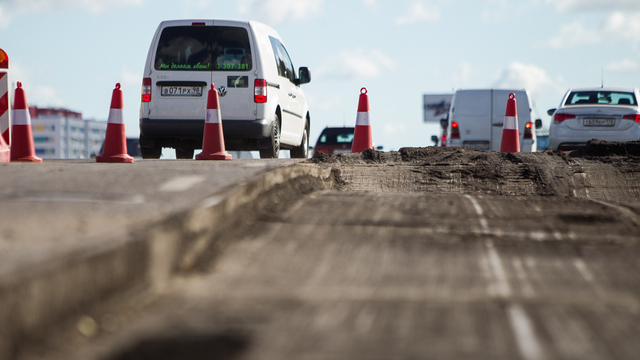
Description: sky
1,0,640,154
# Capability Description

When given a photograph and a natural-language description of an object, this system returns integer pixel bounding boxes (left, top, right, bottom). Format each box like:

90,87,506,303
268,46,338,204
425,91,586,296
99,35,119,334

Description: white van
139,19,311,159
445,89,537,152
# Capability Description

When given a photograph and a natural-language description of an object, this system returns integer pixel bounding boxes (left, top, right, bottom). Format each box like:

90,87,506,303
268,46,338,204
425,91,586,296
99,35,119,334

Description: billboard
423,94,453,123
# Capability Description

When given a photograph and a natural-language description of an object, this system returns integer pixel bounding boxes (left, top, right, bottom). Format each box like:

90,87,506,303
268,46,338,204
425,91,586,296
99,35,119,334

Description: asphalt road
8,146,640,360
0,158,299,271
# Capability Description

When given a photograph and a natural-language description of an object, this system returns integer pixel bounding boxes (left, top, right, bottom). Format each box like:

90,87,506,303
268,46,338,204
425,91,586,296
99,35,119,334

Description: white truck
445,89,538,152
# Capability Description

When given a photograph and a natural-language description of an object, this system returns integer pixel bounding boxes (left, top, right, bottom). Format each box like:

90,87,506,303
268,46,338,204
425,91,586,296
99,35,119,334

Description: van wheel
140,145,162,159
259,115,280,159
176,148,194,159
290,120,309,158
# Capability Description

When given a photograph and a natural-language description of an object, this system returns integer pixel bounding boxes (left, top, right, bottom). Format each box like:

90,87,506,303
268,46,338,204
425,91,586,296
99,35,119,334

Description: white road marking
464,195,544,359
486,240,512,298
574,259,594,282
159,175,205,192
465,195,489,234
508,304,546,360
512,258,535,298
20,193,144,204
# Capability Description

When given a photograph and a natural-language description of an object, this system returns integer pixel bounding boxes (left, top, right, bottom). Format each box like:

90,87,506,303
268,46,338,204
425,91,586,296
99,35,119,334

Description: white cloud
0,0,145,28
601,12,640,43
238,0,323,26
453,62,471,84
8,63,66,107
547,21,602,48
547,0,640,12
605,58,639,73
493,62,558,94
395,1,440,25
315,49,394,80
120,66,141,88
547,12,640,48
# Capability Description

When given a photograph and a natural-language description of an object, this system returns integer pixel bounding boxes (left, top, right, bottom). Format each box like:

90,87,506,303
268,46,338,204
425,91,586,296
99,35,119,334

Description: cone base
0,138,9,163
195,151,232,160
0,149,10,163
499,129,521,153
12,155,43,163
96,154,134,163
351,125,374,153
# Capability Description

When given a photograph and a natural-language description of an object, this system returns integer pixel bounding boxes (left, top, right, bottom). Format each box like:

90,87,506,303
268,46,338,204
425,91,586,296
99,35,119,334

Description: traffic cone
10,82,41,162
499,92,520,153
97,83,134,163
351,87,374,153
0,131,8,162
195,84,231,160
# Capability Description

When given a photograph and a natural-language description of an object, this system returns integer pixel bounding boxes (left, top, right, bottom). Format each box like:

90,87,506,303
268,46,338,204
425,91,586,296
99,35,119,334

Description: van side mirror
440,119,448,128
547,108,556,116
535,119,542,129
431,135,439,145
295,67,311,85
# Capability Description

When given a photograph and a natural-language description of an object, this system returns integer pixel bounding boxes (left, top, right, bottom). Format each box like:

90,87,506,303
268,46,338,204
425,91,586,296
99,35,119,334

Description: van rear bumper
139,118,272,140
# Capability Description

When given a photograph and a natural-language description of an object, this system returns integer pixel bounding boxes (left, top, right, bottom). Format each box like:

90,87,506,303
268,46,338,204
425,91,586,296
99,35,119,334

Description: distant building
29,107,107,159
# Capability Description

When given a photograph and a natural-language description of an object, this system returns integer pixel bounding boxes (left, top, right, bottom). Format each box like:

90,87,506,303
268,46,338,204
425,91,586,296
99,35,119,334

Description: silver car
548,87,640,150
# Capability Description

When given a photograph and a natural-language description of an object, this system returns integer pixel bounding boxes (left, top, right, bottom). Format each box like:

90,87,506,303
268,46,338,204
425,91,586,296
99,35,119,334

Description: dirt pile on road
308,142,640,204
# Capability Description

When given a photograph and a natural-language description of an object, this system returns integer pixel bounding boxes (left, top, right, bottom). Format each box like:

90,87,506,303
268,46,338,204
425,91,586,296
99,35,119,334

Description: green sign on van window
159,62,211,70
216,63,249,70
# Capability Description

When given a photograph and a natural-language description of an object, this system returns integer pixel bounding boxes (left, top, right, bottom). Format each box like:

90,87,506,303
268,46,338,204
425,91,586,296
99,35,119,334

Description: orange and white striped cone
0,134,8,162
97,83,134,163
10,82,41,162
351,87,374,153
499,92,520,153
0,48,9,145
195,84,231,160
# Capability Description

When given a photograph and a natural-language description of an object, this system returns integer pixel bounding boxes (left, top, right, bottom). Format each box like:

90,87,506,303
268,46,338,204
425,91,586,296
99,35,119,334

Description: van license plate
583,118,614,127
161,86,203,97
464,143,490,151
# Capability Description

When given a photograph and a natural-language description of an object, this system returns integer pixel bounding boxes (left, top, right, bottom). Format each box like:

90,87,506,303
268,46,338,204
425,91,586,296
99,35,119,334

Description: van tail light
451,121,460,139
523,122,533,139
553,112,575,124
622,114,640,123
254,79,267,103
142,78,151,102
441,133,447,147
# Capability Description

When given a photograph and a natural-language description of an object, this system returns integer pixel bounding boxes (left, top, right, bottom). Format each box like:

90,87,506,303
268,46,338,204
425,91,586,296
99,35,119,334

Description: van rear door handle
288,93,296,99
493,123,503,127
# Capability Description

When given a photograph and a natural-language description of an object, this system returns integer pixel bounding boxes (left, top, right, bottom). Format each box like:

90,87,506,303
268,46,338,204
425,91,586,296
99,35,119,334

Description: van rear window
154,26,252,71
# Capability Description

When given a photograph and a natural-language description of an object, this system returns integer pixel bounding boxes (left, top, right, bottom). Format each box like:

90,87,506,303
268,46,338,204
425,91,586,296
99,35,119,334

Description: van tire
259,115,280,159
290,120,309,158
176,148,194,159
140,144,162,159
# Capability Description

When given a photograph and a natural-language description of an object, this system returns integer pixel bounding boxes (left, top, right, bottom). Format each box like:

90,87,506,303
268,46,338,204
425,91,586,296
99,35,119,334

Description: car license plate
161,86,203,97
333,149,351,154
464,142,490,151
583,118,615,127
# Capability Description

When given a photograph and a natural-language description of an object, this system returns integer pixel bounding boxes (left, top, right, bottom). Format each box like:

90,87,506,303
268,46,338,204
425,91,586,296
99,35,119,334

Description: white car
446,89,537,152
139,19,311,159
548,87,640,151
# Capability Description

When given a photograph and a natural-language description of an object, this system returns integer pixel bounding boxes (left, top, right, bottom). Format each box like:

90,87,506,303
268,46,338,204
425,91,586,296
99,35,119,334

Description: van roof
156,19,282,42
455,88,527,92
159,19,270,28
